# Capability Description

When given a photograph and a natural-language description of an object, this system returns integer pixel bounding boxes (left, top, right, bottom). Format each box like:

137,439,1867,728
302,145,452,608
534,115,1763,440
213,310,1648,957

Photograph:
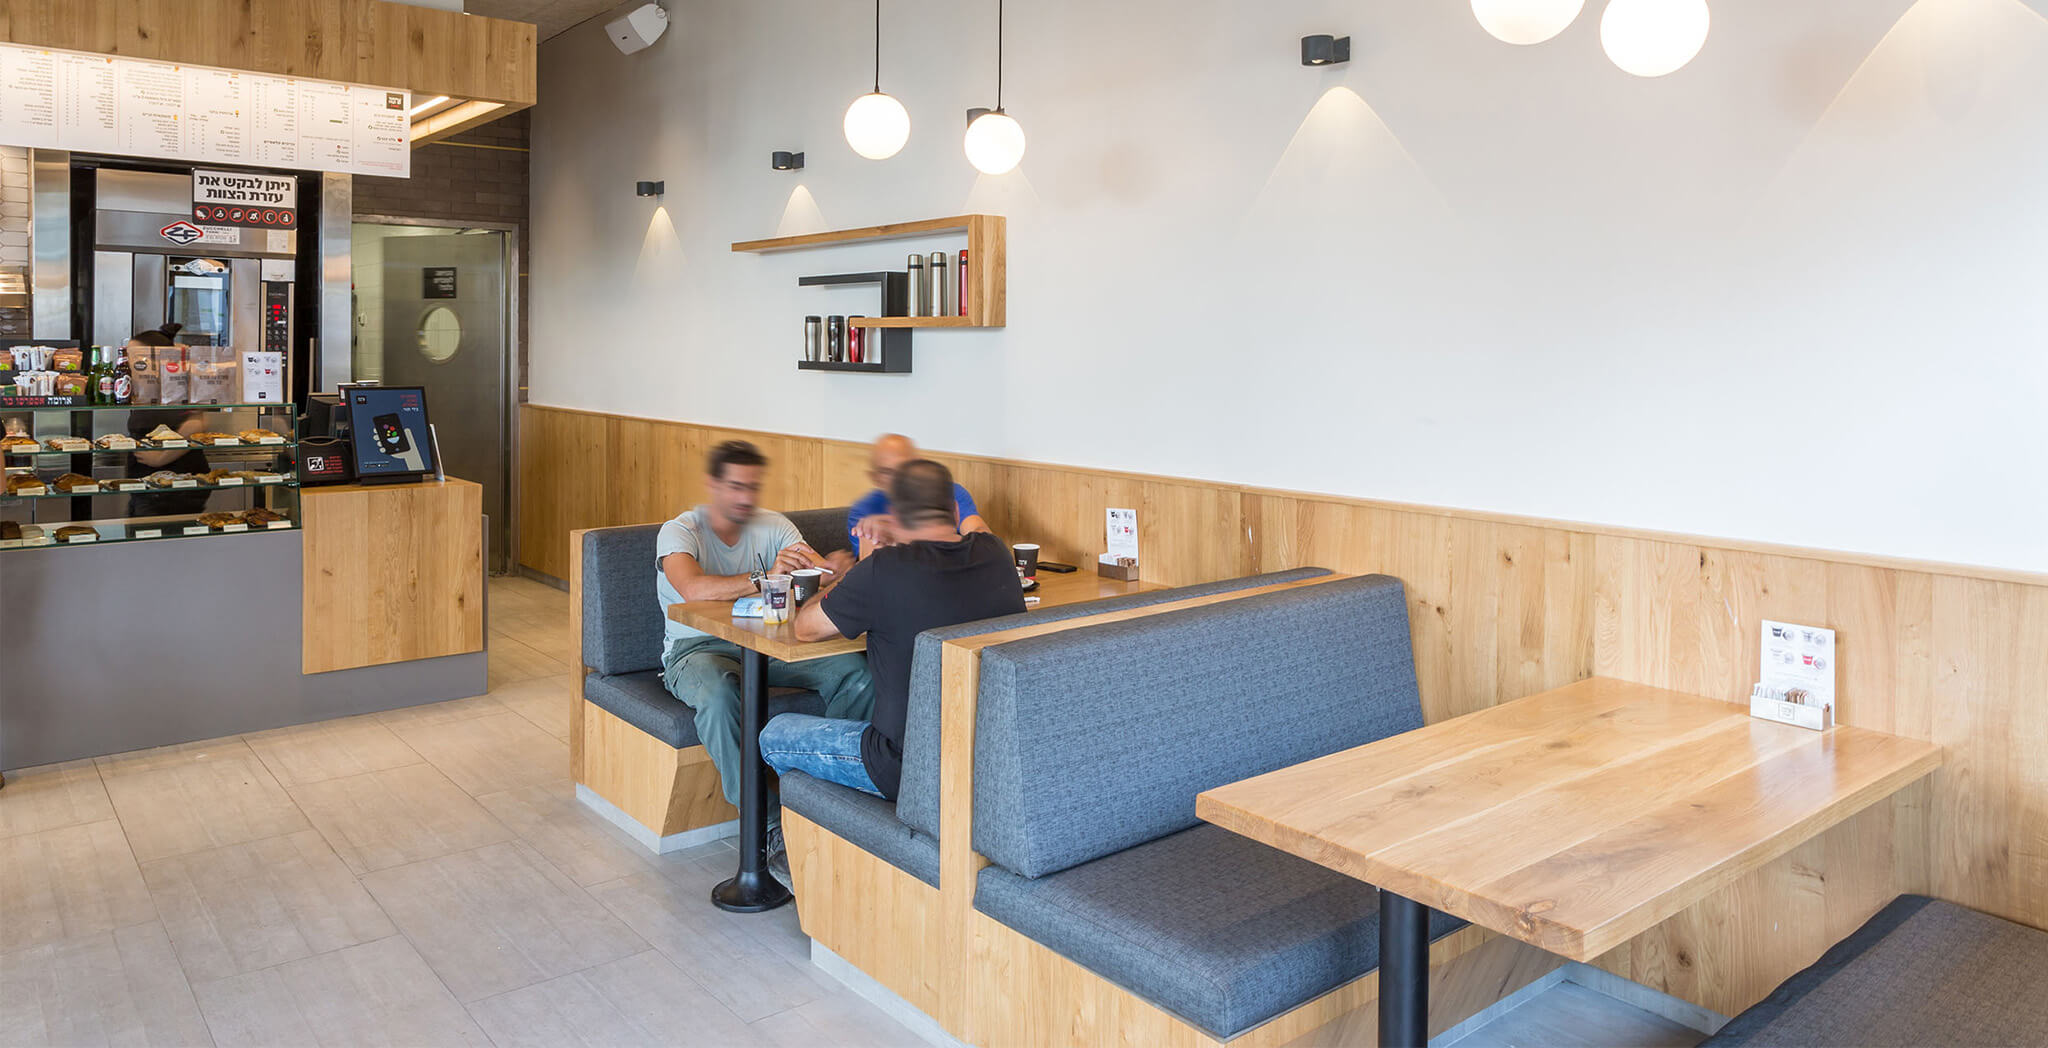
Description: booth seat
777,567,1334,888
1701,895,2048,1047
572,507,850,849
966,575,1466,1040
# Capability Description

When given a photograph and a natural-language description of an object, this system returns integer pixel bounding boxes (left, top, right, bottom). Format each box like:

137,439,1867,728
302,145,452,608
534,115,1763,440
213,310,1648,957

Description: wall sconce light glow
1600,0,1710,77
963,109,1026,175
843,92,910,160
1471,0,1586,45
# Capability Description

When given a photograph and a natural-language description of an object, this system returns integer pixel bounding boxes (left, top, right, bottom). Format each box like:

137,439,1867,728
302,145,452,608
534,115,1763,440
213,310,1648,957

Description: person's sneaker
766,824,792,889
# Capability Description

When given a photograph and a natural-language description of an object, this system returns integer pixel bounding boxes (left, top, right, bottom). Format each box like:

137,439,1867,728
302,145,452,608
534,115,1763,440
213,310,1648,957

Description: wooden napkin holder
1096,558,1140,581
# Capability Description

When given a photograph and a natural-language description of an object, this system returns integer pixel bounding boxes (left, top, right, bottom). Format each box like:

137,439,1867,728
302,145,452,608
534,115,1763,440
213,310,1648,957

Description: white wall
530,0,2048,573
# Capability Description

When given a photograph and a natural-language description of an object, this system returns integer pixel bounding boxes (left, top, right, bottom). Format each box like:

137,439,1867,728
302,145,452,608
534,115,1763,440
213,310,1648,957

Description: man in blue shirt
847,433,991,557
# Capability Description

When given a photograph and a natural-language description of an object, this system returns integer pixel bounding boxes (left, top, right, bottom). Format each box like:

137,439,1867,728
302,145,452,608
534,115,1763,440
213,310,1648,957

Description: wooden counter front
302,477,485,674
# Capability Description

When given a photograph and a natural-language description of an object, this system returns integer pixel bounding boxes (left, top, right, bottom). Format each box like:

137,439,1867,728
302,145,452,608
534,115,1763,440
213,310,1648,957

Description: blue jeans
760,714,884,798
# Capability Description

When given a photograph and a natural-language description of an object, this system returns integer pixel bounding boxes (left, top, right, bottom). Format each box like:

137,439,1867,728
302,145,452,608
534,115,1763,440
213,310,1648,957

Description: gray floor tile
0,921,213,1047
1,820,158,952
192,935,490,1048
372,694,507,730
490,673,577,742
361,840,647,1003
466,949,764,1048
0,759,117,840
1445,981,1703,1048
749,989,920,1048
386,710,569,797
586,866,835,1024
140,829,396,983
97,742,310,864
242,714,423,788
287,762,513,875
475,778,665,886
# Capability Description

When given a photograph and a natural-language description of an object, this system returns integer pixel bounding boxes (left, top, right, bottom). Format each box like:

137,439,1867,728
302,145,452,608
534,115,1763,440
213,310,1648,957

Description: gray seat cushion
894,567,1335,840
578,509,850,677
1703,895,2048,1047
584,670,824,749
973,575,1419,879
779,771,939,888
975,823,1464,1040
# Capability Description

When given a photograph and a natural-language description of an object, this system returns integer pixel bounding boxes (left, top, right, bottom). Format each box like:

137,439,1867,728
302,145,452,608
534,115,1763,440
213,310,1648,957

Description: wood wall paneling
301,478,484,674
518,403,2048,1019
0,0,537,106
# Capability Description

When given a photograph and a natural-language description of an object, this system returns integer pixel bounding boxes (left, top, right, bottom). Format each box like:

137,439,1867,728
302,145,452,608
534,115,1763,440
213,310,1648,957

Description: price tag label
266,520,293,530
65,484,99,494
159,440,188,448
221,523,249,532
111,481,143,491
134,528,163,539
170,480,197,489
257,437,284,445
258,475,282,484
62,533,97,543
217,478,244,486
183,525,210,536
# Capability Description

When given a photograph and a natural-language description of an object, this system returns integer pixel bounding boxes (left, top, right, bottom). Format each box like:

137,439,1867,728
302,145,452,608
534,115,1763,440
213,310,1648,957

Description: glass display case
1,402,298,548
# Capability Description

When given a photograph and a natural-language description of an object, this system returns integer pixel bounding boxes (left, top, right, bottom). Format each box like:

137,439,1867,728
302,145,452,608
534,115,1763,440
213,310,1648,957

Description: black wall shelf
798,271,912,374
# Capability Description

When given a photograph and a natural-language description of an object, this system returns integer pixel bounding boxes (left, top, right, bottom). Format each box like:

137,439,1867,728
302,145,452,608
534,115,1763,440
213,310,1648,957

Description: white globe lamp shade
963,111,1026,175
844,92,910,160
1471,0,1586,45
1600,0,1710,77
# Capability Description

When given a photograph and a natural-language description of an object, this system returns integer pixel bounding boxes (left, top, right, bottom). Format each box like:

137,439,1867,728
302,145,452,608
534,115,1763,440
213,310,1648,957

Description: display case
1,402,298,548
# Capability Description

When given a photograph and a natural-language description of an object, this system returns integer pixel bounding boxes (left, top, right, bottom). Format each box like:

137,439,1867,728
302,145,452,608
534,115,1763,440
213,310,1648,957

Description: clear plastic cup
761,574,794,624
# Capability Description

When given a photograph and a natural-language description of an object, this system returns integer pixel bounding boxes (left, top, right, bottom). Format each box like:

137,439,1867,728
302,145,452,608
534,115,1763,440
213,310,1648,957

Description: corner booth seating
1700,894,2048,1047
571,508,852,849
781,573,1560,1047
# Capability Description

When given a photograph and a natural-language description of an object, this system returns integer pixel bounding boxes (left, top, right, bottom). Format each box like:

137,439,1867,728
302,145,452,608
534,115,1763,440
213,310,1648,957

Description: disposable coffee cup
1013,543,1040,581
761,574,794,624
790,567,824,604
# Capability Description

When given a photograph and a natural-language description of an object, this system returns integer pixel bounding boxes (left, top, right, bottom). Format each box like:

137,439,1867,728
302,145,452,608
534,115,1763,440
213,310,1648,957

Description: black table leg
1379,888,1429,1048
711,647,793,913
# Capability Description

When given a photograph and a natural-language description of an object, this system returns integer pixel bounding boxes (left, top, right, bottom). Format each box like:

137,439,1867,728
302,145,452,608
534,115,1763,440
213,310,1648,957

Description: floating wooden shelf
735,214,1006,328
849,316,975,329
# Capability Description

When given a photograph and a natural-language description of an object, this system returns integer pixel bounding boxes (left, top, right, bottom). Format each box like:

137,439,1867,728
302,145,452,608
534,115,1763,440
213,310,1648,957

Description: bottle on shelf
907,254,928,318
110,344,132,405
929,252,952,317
958,249,970,317
93,346,116,405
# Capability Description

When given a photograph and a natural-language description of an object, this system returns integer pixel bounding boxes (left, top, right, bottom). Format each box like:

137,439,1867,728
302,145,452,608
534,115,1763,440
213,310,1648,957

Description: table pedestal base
1378,888,1429,1048
711,647,793,914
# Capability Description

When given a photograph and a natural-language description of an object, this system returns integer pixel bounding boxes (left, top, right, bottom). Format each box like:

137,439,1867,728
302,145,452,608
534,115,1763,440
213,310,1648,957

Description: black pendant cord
995,0,1005,112
872,0,882,93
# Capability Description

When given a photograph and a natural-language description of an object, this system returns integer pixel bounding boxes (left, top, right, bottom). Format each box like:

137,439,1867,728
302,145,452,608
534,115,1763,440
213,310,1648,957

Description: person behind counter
123,324,210,518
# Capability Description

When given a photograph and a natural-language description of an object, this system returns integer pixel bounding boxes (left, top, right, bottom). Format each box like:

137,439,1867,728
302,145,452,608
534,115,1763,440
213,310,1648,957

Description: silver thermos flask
803,315,824,362
907,254,928,317
929,251,952,317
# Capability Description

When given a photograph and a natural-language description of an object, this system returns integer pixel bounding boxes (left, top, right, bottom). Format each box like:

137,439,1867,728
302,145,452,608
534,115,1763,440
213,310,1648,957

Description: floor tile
490,612,578,663
242,714,423,788
97,742,310,864
475,778,664,886
750,988,919,1048
466,949,762,1048
489,634,572,689
140,829,396,983
586,865,835,1023
93,736,251,778
287,762,513,876
372,694,507,730
0,921,213,1047
0,759,117,840
491,673,578,742
1,820,158,952
387,710,569,797
361,840,647,1003
1445,981,1702,1048
192,936,490,1048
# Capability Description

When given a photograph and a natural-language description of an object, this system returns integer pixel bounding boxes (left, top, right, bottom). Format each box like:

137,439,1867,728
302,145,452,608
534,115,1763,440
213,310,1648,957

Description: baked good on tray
0,519,21,540
6,474,47,495
95,433,138,450
197,511,243,529
43,436,90,452
53,525,97,542
142,470,188,489
242,506,287,526
199,468,241,484
52,472,99,492
144,424,186,443
189,431,242,446
237,428,284,443
1,434,39,450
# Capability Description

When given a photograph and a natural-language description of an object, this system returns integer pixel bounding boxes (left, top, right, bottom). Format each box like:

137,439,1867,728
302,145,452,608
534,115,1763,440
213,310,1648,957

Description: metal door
380,233,509,572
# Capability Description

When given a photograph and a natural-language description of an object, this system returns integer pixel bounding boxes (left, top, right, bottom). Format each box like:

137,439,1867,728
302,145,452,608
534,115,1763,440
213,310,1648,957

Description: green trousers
660,637,876,811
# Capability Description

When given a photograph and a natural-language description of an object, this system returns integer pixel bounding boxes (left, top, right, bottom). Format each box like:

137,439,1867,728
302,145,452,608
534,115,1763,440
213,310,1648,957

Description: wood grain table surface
666,569,1157,663
1196,677,1944,961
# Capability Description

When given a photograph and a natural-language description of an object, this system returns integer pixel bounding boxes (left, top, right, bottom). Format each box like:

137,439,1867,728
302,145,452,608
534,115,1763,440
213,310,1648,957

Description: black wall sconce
965,107,991,128
1301,35,1351,66
635,180,665,197
771,151,805,171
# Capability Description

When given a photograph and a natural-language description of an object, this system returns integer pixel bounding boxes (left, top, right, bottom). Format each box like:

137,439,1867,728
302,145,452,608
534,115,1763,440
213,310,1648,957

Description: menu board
0,42,409,177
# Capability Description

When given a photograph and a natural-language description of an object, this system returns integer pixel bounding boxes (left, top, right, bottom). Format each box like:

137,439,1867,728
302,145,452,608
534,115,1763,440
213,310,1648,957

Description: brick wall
352,110,530,398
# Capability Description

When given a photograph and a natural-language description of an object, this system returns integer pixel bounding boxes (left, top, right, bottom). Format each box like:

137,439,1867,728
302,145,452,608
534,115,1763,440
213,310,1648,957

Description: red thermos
847,317,864,363
958,250,969,317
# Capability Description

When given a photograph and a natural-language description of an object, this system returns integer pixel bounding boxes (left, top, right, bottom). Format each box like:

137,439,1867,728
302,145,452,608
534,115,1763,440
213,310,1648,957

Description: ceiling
463,0,622,41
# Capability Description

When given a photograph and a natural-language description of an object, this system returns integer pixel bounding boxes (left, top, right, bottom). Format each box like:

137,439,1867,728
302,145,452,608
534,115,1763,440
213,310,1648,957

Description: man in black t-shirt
763,459,1026,800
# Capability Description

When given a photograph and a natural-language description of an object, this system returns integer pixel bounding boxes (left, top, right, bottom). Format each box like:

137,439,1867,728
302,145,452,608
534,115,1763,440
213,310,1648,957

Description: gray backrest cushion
783,506,853,558
894,567,1334,839
581,524,667,676
972,574,1421,878
578,508,849,675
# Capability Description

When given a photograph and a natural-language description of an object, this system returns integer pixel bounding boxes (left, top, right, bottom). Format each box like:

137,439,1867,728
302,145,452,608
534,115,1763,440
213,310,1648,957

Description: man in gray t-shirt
657,441,872,827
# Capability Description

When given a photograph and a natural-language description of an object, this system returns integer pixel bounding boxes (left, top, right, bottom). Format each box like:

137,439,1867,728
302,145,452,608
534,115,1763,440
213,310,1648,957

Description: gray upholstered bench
573,506,849,850
1702,895,2048,1047
966,575,1466,1040
777,567,1334,889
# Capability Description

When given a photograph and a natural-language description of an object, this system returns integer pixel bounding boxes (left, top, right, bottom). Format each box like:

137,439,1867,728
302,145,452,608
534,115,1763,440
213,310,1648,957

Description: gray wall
529,0,2048,573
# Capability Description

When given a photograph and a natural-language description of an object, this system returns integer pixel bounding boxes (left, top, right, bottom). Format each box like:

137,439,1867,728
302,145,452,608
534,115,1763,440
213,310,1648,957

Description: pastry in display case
0,401,300,550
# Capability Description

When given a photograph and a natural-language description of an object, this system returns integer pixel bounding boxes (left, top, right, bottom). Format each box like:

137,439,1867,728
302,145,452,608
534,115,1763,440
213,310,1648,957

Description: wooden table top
1196,677,1944,961
665,569,1157,663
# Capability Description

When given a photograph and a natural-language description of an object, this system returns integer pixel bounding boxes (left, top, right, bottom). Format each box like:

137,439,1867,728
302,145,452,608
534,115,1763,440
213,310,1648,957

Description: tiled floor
2,575,1704,1048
